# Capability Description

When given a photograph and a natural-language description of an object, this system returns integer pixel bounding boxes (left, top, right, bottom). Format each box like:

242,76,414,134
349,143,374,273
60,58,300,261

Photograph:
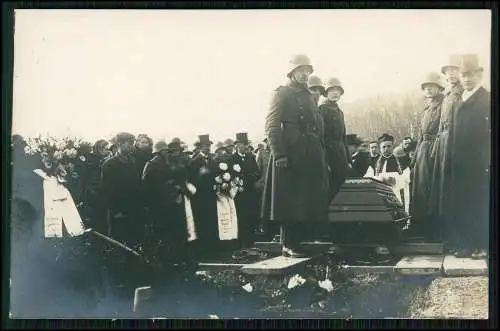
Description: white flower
318,279,334,292
239,179,244,186
73,141,80,149
222,172,231,182
23,146,32,155
43,160,52,169
233,164,241,172
186,182,197,195
238,187,244,193
53,151,64,160
79,155,86,162
68,148,77,158
219,162,228,171
56,140,66,150
287,274,306,289
215,176,223,184
242,283,253,293
213,185,217,191
221,183,229,189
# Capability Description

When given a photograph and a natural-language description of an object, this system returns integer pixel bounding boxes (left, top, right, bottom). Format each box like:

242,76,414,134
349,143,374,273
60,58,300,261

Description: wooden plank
394,255,444,275
442,255,488,277
340,265,395,273
197,263,246,271
241,256,311,275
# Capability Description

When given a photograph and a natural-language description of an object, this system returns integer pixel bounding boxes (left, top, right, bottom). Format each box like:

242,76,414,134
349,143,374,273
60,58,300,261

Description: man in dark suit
346,134,370,178
229,132,261,248
450,54,490,259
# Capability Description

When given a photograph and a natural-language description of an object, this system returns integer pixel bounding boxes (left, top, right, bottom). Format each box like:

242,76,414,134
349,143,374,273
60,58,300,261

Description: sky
12,9,491,145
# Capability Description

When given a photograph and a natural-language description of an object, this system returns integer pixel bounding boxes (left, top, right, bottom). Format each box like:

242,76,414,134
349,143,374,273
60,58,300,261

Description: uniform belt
423,134,437,141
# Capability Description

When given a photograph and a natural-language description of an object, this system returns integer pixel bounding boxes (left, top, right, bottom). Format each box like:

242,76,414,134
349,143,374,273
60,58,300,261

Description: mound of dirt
408,276,488,319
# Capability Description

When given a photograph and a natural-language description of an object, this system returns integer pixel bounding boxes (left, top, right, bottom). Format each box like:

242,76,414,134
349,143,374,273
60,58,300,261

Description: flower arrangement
24,135,93,185
213,161,244,199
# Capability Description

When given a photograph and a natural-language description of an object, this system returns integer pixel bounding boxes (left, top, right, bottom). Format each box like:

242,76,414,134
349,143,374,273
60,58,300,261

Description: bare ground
408,276,489,319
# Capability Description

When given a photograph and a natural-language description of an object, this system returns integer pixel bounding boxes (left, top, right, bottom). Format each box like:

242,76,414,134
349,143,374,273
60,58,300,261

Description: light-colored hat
153,140,169,154
421,72,445,90
287,54,314,78
324,77,344,95
459,53,483,73
441,54,461,74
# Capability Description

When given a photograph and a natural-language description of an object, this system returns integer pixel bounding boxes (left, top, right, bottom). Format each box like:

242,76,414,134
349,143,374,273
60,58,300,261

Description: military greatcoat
261,80,330,224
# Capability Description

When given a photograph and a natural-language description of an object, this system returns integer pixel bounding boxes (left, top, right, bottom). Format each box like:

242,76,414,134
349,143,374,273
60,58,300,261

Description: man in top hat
307,75,325,105
411,72,445,240
229,133,261,248
346,134,371,178
188,134,219,257
447,54,490,258
101,132,145,247
319,77,350,200
224,139,236,155
430,54,464,249
262,54,329,257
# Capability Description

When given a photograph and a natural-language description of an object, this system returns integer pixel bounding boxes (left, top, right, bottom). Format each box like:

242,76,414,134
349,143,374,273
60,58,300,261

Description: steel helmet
287,54,314,78
420,72,445,90
307,75,323,88
324,77,344,95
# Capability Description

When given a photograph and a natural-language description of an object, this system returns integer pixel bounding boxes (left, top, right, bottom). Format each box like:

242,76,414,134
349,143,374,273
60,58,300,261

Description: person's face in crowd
215,148,227,157
309,86,324,103
97,143,109,157
200,144,211,155
402,138,412,150
380,141,393,157
444,67,459,85
291,66,313,85
136,137,151,151
118,140,135,156
226,145,235,154
348,144,358,156
327,87,342,102
460,70,482,92
236,142,248,154
369,143,379,157
423,83,442,99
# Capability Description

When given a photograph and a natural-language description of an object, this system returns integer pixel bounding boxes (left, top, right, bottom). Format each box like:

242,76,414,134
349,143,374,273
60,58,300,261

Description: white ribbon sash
216,193,239,241
33,169,85,238
184,195,197,242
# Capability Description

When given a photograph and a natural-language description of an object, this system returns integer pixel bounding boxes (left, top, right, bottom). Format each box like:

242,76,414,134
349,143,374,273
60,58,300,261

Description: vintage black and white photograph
9,9,491,319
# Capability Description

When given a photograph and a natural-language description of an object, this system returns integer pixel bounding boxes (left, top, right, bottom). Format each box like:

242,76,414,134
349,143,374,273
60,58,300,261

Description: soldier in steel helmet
307,75,326,105
319,77,350,200
262,54,330,257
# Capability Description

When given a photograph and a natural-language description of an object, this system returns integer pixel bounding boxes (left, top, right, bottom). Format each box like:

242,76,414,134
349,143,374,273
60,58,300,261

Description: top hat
346,134,363,147
324,77,344,95
194,134,213,147
287,54,314,78
441,54,461,74
421,72,445,90
235,132,250,145
378,133,394,143
459,53,483,73
153,140,169,154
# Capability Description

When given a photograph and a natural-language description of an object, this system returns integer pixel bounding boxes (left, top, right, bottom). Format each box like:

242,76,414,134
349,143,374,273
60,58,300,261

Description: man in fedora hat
101,132,145,247
320,77,350,200
430,54,464,250
307,75,325,105
262,54,329,257
411,72,445,240
447,54,490,258
346,134,371,178
188,134,219,257
229,133,260,248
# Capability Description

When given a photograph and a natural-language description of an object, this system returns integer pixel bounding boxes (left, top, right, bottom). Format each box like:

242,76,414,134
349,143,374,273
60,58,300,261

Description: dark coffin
327,178,409,245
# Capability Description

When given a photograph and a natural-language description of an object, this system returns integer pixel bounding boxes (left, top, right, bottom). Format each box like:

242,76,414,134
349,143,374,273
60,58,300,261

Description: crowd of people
11,53,489,265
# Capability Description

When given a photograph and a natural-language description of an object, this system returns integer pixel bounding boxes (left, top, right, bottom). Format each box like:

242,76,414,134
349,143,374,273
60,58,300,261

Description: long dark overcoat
430,83,464,225
411,94,443,230
261,80,330,224
319,99,350,199
450,87,490,250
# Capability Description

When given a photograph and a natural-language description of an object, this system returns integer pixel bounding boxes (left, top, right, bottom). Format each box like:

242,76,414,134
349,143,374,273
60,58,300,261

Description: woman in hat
319,77,350,200
411,72,444,240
